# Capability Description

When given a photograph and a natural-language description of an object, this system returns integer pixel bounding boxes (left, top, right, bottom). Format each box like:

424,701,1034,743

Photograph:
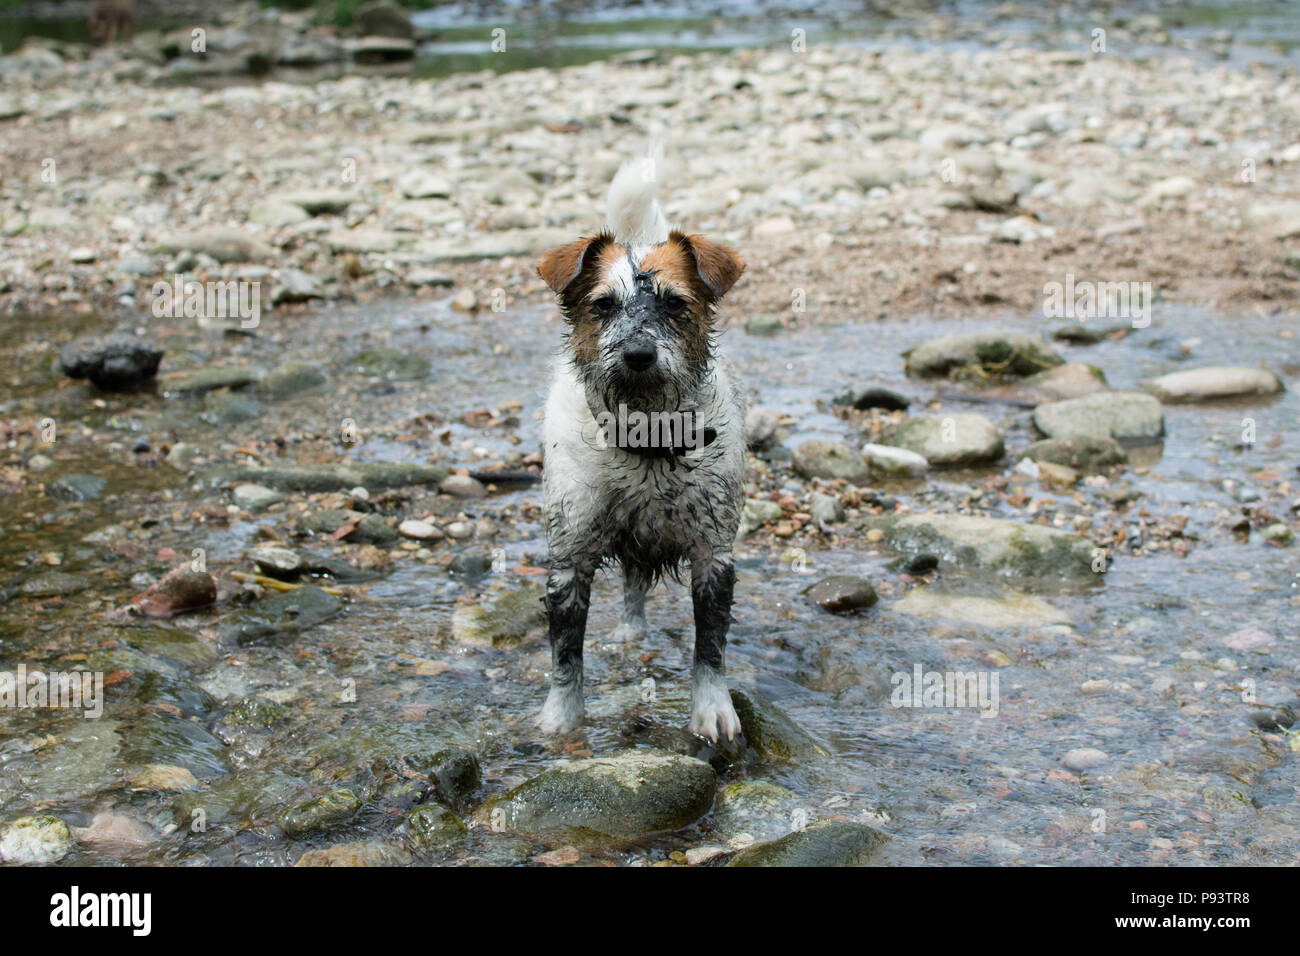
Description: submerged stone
220,585,343,645
725,820,888,867
277,788,363,836
500,749,716,840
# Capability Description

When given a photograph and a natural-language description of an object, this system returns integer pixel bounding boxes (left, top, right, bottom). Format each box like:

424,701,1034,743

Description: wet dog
535,145,747,741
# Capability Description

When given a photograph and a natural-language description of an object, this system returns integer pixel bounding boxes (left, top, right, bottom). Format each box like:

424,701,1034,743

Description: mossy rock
724,820,888,866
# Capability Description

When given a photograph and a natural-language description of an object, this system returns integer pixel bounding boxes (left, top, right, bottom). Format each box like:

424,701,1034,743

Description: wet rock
499,749,716,839
439,474,487,498
271,269,325,304
861,442,929,477
1261,524,1294,546
122,627,219,666
738,498,784,537
122,714,228,778
1221,627,1274,651
73,811,154,850
221,585,344,645
1142,367,1284,403
744,407,781,448
903,331,1063,378
59,333,164,390
163,365,266,394
0,815,74,864
295,841,412,866
277,789,362,836
248,200,309,228
405,803,467,850
809,492,844,524
711,780,803,842
879,413,1004,467
1061,748,1108,772
451,586,545,647
210,462,449,493
156,228,275,263
730,689,830,763
398,519,439,540
128,764,199,792
1032,391,1164,441
870,513,1096,582
449,552,493,576
416,748,482,809
353,347,431,381
228,695,289,729
792,440,870,483
835,383,911,411
999,363,1108,403
299,509,398,545
20,570,92,598
1025,435,1127,472
202,391,262,425
133,565,217,618
165,442,206,470
249,546,375,582
805,575,878,613
895,582,1069,628
724,820,888,867
260,362,327,400
232,483,284,512
348,35,416,62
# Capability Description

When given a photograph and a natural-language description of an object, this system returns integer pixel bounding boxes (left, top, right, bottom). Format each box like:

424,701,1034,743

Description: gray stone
879,414,1004,467
870,513,1097,582
271,269,325,304
792,440,871,483
1033,391,1164,441
260,362,327,400
725,820,888,866
59,333,163,390
903,331,1063,378
730,689,831,763
499,750,716,839
1142,367,1284,404
1025,435,1127,472
232,483,284,512
805,575,878,613
46,473,107,502
277,789,362,836
221,585,344,645
156,228,276,263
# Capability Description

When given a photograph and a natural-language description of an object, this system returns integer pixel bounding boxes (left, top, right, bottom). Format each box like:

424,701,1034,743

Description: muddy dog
535,144,748,741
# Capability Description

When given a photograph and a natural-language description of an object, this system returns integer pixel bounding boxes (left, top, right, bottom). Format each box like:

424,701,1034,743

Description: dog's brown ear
676,233,745,299
537,233,611,295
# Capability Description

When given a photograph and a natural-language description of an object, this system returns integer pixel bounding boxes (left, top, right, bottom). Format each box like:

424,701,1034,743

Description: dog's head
538,231,744,413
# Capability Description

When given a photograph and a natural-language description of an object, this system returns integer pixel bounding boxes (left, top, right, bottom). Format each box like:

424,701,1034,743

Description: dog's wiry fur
536,145,747,741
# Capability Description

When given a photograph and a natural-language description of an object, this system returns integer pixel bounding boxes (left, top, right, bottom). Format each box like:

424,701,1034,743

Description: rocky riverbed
0,4,1298,867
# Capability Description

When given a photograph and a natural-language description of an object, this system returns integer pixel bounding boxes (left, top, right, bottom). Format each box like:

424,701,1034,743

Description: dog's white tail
605,138,669,245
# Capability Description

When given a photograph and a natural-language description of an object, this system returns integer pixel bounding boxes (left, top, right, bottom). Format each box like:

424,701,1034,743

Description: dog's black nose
622,344,657,372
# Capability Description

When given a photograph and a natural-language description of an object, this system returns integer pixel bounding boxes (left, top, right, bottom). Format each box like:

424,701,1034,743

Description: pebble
1061,748,1109,773
398,519,440,540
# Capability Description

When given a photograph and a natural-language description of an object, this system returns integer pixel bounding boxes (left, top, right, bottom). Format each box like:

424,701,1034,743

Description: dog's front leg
539,559,594,734
687,552,741,741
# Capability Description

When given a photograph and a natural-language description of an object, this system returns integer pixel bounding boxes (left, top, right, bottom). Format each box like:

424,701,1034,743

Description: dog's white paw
538,685,584,735
607,620,647,644
687,698,741,742
687,665,740,742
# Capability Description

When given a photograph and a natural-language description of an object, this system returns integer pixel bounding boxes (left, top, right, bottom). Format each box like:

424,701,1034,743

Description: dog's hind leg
539,558,594,734
608,562,650,643
686,551,741,741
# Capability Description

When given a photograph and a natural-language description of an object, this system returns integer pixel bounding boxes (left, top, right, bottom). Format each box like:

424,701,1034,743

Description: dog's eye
593,296,617,316
663,294,687,314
